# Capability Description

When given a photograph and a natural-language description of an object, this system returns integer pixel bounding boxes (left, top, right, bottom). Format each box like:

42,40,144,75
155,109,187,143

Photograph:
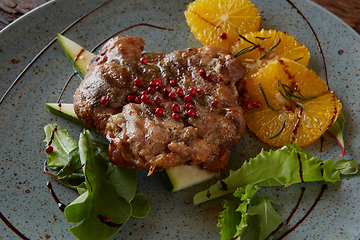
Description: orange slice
243,58,341,148
230,29,310,78
185,0,261,51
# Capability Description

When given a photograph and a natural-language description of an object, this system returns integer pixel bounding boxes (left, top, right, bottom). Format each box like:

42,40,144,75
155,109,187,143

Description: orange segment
243,58,341,147
185,0,261,51
230,29,310,78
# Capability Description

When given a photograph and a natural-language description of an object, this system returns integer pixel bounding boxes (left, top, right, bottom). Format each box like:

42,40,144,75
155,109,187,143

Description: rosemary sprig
275,77,316,110
276,78,305,109
269,111,286,139
234,28,267,58
260,39,281,60
258,82,278,111
258,82,286,139
234,46,259,58
294,57,303,62
235,28,257,45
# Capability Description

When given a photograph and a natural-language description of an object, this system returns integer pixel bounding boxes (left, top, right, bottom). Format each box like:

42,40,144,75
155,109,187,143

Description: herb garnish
258,82,286,139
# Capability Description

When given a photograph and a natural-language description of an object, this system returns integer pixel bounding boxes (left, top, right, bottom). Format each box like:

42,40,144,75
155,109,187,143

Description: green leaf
44,124,78,168
233,184,260,239
327,113,346,157
130,193,151,218
64,130,136,240
193,143,358,204
217,196,242,240
248,197,283,240
334,159,358,175
57,148,82,178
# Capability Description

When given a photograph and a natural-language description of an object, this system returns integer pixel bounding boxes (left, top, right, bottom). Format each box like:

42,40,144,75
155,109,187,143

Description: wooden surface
0,0,359,33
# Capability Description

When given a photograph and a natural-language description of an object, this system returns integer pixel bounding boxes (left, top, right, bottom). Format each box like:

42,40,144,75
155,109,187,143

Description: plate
0,0,359,239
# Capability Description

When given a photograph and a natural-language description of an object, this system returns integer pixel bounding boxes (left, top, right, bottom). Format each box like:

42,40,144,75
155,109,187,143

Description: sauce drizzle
276,184,328,240
0,0,112,106
47,181,67,212
0,211,30,240
286,0,329,89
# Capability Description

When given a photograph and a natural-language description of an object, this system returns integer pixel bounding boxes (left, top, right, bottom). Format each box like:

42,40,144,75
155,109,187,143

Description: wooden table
1,0,359,33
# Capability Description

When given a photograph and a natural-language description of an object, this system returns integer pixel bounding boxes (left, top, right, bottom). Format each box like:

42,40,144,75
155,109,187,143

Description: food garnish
243,58,342,147
230,29,310,78
193,143,358,239
44,124,150,240
184,0,261,51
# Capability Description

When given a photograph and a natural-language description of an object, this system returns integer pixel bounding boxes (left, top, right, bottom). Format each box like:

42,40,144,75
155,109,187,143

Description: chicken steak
73,35,246,174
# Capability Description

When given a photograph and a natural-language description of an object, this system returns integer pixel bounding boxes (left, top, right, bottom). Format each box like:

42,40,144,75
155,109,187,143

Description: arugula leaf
130,193,151,218
247,197,283,240
44,124,78,168
217,196,242,240
193,143,358,204
44,125,150,240
327,113,346,157
65,130,135,240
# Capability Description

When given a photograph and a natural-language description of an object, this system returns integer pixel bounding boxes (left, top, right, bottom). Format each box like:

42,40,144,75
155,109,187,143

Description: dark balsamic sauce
220,180,228,191
47,125,57,146
57,72,77,103
0,211,30,240
47,181,67,212
284,187,306,225
286,0,329,89
297,153,304,183
0,1,113,237
0,0,113,106
276,184,328,240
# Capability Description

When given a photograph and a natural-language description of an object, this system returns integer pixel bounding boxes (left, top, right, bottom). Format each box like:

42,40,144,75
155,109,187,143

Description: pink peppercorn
185,103,193,109
134,78,142,86
188,87,196,95
101,96,110,105
246,102,253,110
211,100,219,108
126,95,135,103
176,88,184,96
169,80,177,87
172,103,180,112
172,113,180,119
199,68,206,78
254,101,261,108
184,95,192,103
155,107,163,115
168,92,176,99
188,109,196,117
141,94,149,103
154,96,161,106
148,87,155,94
163,88,170,95
140,57,147,64
220,32,228,40
45,145,53,153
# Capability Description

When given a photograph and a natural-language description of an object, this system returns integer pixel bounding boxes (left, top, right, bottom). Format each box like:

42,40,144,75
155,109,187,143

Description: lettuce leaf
44,125,150,240
247,196,283,240
193,143,358,205
327,113,346,157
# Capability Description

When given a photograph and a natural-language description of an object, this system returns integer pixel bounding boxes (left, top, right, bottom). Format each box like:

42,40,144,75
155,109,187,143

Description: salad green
193,143,358,239
44,124,150,240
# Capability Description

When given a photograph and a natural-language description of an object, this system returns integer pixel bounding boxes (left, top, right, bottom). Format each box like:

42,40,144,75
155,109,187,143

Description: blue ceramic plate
0,0,359,239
